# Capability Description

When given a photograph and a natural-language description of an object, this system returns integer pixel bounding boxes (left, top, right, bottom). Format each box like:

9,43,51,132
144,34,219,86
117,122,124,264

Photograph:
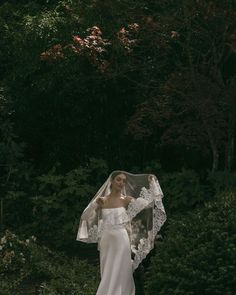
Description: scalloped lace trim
132,199,167,270
85,184,167,271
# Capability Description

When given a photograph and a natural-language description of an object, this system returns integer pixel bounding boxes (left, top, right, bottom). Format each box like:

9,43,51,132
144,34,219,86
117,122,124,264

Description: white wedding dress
96,207,135,295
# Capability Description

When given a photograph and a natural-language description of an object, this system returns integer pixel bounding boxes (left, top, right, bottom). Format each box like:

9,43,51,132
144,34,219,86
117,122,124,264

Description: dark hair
111,171,126,180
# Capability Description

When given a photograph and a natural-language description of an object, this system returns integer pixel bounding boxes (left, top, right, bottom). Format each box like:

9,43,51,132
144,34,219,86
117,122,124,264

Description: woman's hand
95,197,105,208
148,174,155,183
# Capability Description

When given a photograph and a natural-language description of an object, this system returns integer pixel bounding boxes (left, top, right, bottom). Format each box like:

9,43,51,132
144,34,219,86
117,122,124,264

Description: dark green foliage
30,158,108,250
0,230,99,295
1,0,235,172
206,171,236,195
4,158,108,251
0,2,235,292
145,190,236,295
161,168,207,213
0,87,34,231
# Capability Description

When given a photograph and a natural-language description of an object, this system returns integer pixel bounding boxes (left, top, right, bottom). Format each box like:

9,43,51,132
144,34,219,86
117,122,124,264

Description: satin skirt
96,227,135,295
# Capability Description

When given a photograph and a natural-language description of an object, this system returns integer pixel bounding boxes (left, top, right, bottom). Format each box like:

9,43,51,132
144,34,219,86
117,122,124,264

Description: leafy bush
161,168,207,213
206,170,236,195
3,158,108,252
0,230,99,295
145,190,236,295
0,230,35,273
129,165,207,214
29,158,107,250
38,257,99,295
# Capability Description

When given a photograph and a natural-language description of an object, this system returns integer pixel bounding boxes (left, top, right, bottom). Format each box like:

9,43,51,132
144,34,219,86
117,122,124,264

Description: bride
76,171,166,295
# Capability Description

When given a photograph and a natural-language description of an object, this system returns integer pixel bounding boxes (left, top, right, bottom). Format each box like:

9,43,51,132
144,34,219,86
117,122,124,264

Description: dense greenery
1,190,235,294
0,0,235,294
3,159,108,251
145,190,236,295
0,0,235,173
0,230,100,295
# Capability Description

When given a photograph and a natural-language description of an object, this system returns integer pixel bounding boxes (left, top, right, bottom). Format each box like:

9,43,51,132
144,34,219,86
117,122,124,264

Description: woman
76,171,166,295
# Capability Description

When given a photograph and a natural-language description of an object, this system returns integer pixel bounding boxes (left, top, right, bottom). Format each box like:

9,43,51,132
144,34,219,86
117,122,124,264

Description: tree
127,0,236,172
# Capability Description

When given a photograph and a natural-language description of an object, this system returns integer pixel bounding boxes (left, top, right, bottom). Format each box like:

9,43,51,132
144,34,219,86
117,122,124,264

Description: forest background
0,0,235,294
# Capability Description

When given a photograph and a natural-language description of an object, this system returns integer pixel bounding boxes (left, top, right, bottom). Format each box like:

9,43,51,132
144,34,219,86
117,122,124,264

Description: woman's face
111,173,126,191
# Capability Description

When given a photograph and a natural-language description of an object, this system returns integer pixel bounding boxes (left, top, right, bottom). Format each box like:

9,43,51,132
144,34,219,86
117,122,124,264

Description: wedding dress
76,171,167,295
96,207,135,295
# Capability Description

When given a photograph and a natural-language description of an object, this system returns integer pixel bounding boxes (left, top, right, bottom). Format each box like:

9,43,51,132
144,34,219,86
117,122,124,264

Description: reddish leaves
117,23,140,53
40,44,64,62
40,23,140,72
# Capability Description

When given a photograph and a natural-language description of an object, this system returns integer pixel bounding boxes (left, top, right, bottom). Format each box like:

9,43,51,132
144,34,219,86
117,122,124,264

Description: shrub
206,170,236,195
161,168,207,213
145,190,236,295
3,158,108,251
0,230,99,295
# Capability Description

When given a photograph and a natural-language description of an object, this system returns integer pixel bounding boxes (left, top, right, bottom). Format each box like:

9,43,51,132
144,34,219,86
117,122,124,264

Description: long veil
76,171,167,271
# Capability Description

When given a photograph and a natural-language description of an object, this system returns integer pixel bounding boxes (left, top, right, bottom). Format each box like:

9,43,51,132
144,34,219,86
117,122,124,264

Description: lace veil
76,171,167,271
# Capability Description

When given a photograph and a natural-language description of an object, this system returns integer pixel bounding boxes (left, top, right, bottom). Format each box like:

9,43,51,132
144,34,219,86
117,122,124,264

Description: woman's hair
110,171,126,180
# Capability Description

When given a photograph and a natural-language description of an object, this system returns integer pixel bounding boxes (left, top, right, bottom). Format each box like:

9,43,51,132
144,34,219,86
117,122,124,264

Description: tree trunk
224,115,235,171
211,140,219,173
0,199,3,232
206,128,219,172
